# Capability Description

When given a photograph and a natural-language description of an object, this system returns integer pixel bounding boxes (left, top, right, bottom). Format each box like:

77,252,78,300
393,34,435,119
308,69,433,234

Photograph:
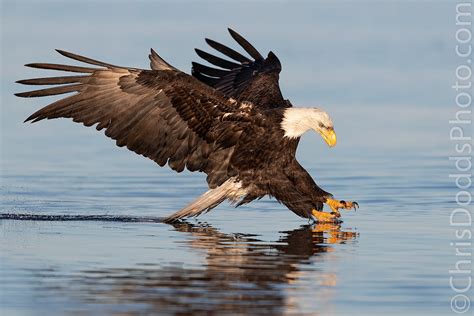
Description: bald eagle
16,28,358,223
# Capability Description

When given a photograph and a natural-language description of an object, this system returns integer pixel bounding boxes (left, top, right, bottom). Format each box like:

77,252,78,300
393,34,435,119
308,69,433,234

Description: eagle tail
163,179,245,223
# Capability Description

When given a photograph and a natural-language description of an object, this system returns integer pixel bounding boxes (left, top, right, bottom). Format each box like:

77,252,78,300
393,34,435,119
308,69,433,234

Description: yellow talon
326,198,359,213
311,209,338,223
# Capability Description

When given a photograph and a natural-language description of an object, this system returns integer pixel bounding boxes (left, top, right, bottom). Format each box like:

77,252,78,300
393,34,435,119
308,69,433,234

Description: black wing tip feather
23,116,34,123
24,63,41,68
23,112,41,123
191,62,229,78
56,49,117,68
227,28,264,61
205,38,251,64
14,91,30,97
265,51,282,72
204,38,218,50
55,48,67,55
149,48,157,58
199,29,275,68
194,48,241,70
193,28,286,107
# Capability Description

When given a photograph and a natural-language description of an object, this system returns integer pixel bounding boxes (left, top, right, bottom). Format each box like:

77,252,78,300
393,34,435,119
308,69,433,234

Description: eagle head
281,108,337,147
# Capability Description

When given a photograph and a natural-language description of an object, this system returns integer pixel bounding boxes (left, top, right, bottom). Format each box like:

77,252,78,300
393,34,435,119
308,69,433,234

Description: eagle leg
325,198,359,217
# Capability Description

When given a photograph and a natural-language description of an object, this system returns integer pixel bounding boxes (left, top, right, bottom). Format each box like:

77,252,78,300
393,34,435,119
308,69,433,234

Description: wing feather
205,38,250,63
16,75,88,85
25,63,97,73
55,49,119,68
194,48,240,70
193,29,289,109
228,28,263,60
149,48,177,71
15,84,83,98
17,49,248,187
191,62,229,78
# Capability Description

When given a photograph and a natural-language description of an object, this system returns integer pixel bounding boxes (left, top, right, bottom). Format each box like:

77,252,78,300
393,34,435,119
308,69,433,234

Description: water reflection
64,222,358,315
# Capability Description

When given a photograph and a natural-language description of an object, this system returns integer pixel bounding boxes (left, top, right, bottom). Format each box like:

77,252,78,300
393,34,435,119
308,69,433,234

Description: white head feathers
281,107,334,139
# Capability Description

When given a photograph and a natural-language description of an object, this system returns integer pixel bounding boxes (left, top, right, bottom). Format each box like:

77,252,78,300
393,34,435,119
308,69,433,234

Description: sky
0,0,460,174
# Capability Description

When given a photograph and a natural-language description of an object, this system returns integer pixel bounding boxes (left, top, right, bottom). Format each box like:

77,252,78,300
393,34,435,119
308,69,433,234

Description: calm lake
0,153,456,315
1,1,466,315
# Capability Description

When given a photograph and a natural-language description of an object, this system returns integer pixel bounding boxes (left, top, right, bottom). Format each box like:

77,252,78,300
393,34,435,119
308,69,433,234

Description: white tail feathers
163,179,246,223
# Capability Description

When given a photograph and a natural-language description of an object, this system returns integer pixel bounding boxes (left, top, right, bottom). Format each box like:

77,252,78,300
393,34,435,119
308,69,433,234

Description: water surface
1,154,454,315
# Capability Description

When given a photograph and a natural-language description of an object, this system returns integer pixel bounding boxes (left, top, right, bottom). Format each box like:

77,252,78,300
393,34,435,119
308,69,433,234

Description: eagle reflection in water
68,223,358,315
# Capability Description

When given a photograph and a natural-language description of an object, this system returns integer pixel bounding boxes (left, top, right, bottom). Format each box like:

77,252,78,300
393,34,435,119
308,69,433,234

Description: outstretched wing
16,49,248,187
192,28,290,110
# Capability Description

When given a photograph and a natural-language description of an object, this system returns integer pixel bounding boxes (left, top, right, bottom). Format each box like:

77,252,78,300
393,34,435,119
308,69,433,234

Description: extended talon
326,198,359,213
352,202,359,211
340,200,359,211
311,209,341,223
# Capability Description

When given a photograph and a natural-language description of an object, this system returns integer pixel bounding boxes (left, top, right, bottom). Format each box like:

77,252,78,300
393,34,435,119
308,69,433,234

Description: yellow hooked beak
320,129,337,147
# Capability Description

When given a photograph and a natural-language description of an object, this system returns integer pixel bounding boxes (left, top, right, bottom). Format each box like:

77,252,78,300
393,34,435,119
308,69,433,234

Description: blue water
0,154,455,315
1,1,468,315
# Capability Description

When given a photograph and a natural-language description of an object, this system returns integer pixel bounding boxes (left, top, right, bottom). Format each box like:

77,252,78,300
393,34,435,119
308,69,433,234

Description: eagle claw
353,202,359,211
311,209,342,223
340,200,359,211
326,198,359,214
